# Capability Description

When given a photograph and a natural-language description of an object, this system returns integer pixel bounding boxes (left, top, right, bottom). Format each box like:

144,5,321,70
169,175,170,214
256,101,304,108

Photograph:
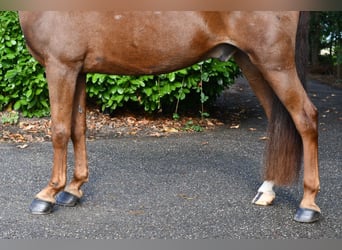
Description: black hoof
56,191,80,207
29,198,54,215
294,207,321,223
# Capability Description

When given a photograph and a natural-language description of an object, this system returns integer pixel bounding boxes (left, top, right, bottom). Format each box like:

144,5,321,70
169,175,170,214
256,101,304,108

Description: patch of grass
183,120,203,132
1,111,19,125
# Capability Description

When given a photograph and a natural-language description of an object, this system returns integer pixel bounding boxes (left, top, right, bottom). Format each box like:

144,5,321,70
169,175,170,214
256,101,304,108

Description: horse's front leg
29,62,79,214
56,74,89,207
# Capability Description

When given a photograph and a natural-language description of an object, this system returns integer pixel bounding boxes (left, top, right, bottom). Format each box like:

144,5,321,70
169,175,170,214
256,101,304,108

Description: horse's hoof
252,192,275,206
56,191,80,207
294,207,321,223
29,198,54,215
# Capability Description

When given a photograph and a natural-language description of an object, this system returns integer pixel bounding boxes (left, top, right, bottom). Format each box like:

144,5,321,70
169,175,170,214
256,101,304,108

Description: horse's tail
263,11,310,185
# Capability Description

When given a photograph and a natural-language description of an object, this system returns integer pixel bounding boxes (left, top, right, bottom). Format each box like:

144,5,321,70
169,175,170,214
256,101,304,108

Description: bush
0,11,240,118
86,59,240,115
0,11,48,117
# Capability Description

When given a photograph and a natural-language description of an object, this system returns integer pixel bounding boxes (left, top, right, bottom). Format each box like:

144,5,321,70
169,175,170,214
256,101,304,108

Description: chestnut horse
19,11,320,223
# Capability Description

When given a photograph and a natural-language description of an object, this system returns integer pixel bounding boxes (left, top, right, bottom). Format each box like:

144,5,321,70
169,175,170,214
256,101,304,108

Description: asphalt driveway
0,78,341,239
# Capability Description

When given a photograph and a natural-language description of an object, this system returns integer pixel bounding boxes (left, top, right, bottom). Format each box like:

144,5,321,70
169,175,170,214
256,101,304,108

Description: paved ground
0,78,341,239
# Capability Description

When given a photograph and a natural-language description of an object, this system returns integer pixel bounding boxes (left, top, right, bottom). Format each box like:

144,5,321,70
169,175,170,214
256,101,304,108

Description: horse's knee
52,123,71,146
71,125,86,142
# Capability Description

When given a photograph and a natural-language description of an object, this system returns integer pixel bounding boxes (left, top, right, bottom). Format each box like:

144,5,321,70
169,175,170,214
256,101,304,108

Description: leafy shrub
1,11,240,118
0,11,49,117
87,59,240,115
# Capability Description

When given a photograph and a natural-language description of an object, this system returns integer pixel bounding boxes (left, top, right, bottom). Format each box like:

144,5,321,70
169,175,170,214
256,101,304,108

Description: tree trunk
309,12,321,67
337,44,341,79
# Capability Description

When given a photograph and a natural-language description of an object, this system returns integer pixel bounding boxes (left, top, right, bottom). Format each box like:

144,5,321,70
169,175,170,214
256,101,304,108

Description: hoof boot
294,207,321,223
56,191,80,207
29,198,54,215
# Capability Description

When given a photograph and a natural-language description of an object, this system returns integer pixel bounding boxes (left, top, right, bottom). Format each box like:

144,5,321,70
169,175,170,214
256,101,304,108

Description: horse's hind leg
235,49,320,222
234,51,276,206
29,60,80,214
56,73,89,207
262,68,320,223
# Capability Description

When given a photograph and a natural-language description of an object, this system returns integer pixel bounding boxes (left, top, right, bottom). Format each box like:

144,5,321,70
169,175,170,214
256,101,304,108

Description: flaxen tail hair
263,12,310,185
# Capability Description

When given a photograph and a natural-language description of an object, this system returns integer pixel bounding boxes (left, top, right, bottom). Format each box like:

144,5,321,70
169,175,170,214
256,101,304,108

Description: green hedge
0,11,240,118
0,11,48,117
86,59,240,116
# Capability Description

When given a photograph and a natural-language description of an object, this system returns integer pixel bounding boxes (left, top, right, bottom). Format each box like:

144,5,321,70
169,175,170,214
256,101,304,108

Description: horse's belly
83,51,206,75
82,43,236,76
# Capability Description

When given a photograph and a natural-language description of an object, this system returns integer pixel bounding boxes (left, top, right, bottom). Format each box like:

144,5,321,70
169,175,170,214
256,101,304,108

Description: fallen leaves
0,108,226,143
162,126,179,133
16,144,29,149
177,193,198,200
0,116,52,143
127,209,145,216
229,124,240,129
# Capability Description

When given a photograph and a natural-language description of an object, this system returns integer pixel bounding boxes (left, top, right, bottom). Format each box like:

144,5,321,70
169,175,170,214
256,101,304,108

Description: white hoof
252,191,275,206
